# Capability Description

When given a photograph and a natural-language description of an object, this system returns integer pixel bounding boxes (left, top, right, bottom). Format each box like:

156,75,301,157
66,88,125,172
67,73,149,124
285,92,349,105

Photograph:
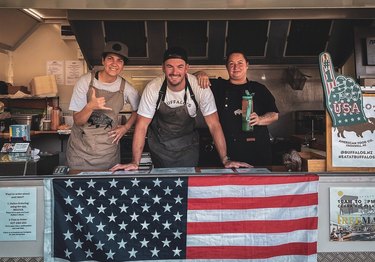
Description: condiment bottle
51,106,61,130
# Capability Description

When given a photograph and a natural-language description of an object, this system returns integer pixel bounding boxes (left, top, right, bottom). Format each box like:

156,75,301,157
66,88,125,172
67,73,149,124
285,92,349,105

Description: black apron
147,78,199,168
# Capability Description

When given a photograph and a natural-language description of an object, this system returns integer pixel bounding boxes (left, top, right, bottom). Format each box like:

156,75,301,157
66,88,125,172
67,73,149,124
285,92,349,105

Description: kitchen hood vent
104,21,148,58
226,20,269,57
167,21,208,58
67,12,375,68
285,20,332,57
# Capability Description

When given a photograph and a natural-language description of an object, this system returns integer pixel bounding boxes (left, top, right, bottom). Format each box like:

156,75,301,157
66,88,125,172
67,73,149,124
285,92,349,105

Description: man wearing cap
110,46,250,170
66,41,140,170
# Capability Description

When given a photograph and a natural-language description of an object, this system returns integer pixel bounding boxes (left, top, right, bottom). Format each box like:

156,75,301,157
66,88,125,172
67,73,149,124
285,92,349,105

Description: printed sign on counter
331,95,375,167
330,187,375,241
0,187,37,241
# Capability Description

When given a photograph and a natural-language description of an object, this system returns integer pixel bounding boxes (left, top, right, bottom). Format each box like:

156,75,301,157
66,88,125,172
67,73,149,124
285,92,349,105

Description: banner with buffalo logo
319,52,375,167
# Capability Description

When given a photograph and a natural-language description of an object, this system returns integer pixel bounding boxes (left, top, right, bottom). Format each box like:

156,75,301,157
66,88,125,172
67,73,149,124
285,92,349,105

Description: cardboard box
30,75,58,97
298,151,326,172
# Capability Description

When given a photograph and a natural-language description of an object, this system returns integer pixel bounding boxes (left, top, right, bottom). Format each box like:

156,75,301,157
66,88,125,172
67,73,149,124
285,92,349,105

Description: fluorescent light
23,8,43,21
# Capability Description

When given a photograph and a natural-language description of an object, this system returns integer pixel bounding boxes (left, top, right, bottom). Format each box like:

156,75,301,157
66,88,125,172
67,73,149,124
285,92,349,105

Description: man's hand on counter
110,162,139,172
223,160,252,169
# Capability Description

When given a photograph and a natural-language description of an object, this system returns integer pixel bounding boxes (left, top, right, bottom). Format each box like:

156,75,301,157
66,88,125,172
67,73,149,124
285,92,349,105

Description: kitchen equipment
11,114,41,130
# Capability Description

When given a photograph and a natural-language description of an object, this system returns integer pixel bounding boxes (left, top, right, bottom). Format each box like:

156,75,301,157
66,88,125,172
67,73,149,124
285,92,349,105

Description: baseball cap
102,41,129,62
163,46,188,63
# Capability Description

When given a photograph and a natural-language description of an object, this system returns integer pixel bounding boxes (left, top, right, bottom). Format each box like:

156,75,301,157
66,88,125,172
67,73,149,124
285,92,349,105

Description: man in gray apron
66,41,140,170
110,47,250,171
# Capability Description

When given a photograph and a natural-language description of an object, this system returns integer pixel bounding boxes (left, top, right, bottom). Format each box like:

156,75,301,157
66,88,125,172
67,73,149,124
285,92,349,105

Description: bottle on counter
51,106,61,131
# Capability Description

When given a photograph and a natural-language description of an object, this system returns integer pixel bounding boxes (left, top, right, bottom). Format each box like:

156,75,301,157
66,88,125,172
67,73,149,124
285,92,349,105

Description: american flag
44,174,318,261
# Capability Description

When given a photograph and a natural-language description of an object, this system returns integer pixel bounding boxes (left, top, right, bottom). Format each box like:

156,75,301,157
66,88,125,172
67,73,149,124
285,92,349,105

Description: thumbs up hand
88,88,112,111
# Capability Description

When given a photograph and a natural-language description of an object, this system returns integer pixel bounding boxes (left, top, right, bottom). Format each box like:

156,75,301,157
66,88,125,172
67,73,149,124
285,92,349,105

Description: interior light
261,73,266,81
23,8,43,21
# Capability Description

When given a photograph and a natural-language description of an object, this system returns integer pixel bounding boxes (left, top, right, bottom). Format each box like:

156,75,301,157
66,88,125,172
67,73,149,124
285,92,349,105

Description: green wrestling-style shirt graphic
319,52,367,127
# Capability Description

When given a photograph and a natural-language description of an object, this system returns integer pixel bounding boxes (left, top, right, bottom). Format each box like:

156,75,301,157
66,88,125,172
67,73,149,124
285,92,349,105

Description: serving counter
0,170,375,261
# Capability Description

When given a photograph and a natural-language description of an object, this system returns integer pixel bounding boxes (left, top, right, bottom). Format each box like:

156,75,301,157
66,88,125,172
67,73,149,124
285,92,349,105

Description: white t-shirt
69,72,140,112
137,73,217,119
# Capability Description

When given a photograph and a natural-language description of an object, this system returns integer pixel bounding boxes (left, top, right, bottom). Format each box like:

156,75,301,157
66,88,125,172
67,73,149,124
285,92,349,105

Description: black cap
163,46,188,63
102,41,129,62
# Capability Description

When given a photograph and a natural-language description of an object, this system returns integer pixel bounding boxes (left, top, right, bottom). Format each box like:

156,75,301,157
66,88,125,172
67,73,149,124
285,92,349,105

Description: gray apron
66,71,125,170
147,79,199,168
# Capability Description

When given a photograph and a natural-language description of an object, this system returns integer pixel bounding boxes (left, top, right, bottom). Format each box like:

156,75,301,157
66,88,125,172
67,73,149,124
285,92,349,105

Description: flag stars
95,240,105,250
74,239,84,249
118,221,128,231
65,213,73,222
118,239,127,249
151,247,160,257
64,195,73,205
96,222,106,232
75,205,84,214
142,186,151,195
162,238,171,247
64,249,72,258
130,212,139,221
108,213,117,222
129,229,139,239
97,204,106,214
106,249,116,260
87,179,96,188
128,248,137,258
173,246,182,257
85,249,93,258
140,238,149,247
86,196,95,205
109,195,118,205
141,203,150,212
63,230,73,240
164,186,173,195
174,212,183,221
152,212,161,221
107,231,116,241
152,195,162,204
131,194,140,204
173,229,182,239
109,179,118,188
163,203,172,212
131,178,140,187
153,178,162,187
98,187,107,196
75,222,83,231
174,195,183,204
120,186,129,195
85,213,95,223
151,229,161,239
140,220,150,230
175,178,184,187
85,232,94,241
162,220,172,230
75,187,85,196
64,179,74,188
119,204,129,213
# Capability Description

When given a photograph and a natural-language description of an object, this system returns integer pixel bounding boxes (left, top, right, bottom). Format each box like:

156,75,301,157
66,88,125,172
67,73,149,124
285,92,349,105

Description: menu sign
0,187,37,241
